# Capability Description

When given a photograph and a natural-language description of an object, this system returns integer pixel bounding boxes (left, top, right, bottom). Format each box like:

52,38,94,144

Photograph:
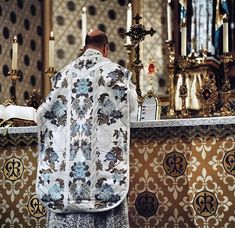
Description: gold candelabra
7,70,21,104
166,40,176,117
45,67,57,89
220,53,233,116
178,58,190,118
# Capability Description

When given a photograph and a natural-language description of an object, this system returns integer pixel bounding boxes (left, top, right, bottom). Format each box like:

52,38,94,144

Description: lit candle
167,0,172,41
49,31,54,68
181,23,187,56
223,15,229,53
126,3,132,45
82,7,87,47
12,36,18,70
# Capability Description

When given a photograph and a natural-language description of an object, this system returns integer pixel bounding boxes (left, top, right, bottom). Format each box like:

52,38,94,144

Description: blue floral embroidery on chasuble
36,49,131,213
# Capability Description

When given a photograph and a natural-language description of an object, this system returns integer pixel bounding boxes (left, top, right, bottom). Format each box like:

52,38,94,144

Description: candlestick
49,31,54,68
181,23,187,56
167,0,172,41
126,3,132,45
82,7,87,48
12,36,18,70
223,15,229,53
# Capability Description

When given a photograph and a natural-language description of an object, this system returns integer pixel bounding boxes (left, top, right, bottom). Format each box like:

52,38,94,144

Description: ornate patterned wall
0,0,43,105
53,0,128,71
140,0,168,96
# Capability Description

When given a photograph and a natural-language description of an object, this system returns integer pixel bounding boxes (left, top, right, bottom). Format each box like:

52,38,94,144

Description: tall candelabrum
220,53,233,116
166,40,176,116
7,70,21,105
45,67,57,89
120,14,156,97
46,32,57,89
178,58,190,118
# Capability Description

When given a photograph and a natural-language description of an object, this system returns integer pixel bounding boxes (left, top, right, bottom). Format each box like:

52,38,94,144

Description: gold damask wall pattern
53,0,128,70
129,125,235,227
0,0,43,105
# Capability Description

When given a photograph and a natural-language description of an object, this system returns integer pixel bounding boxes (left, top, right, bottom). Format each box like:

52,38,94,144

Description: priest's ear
103,43,109,57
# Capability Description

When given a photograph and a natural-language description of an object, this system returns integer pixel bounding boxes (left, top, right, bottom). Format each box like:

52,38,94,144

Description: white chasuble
36,49,137,213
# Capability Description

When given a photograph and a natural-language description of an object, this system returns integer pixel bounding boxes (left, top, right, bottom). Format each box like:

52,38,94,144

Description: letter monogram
223,150,235,176
163,152,187,177
135,191,159,218
193,191,218,217
3,157,24,181
28,195,47,218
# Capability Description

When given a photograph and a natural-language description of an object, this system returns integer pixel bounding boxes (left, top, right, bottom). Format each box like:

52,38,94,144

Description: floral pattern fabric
36,49,137,213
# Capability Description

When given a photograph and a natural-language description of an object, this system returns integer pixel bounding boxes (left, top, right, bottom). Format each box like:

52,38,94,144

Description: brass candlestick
220,53,233,116
124,43,133,72
120,14,156,97
166,40,176,116
45,67,57,89
7,70,21,104
178,58,190,118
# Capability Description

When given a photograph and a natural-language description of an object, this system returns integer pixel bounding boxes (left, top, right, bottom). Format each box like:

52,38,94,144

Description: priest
36,29,138,227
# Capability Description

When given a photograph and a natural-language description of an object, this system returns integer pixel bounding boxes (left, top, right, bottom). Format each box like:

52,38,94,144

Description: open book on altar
0,105,37,127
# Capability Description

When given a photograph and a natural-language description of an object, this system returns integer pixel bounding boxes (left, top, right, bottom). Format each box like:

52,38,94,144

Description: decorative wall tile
0,0,43,105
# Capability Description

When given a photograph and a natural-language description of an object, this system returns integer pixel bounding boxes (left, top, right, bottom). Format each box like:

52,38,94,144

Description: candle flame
13,36,17,42
82,7,86,13
168,0,171,3
50,31,54,38
128,3,131,8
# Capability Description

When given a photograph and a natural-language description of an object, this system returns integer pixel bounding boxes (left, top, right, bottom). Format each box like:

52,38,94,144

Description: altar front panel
1,123,235,227
129,124,235,228
0,130,46,227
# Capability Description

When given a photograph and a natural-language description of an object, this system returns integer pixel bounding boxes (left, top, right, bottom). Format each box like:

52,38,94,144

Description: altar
1,118,235,227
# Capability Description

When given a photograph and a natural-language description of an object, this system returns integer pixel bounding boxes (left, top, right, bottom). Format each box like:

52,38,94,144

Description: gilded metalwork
121,14,156,97
45,67,57,89
197,73,218,117
7,70,21,104
220,54,234,116
178,59,190,118
166,40,175,116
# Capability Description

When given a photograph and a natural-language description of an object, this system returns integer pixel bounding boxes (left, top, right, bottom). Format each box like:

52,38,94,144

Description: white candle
181,25,187,56
223,16,229,53
167,0,172,41
12,36,18,70
82,7,87,47
49,31,54,68
126,3,132,45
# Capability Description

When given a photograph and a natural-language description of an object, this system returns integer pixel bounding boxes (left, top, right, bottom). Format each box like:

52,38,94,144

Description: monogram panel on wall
53,0,128,71
0,0,43,105
129,125,235,227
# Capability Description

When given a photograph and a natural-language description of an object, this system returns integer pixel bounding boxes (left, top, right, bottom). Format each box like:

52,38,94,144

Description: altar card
139,95,161,121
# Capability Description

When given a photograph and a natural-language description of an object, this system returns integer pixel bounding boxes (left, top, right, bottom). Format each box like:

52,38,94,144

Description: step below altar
0,117,235,227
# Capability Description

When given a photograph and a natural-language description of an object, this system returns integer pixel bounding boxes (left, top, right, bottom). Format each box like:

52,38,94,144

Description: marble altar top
131,116,235,128
0,116,235,134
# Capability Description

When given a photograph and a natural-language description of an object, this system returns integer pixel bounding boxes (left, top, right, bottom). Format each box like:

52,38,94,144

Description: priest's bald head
85,29,109,57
